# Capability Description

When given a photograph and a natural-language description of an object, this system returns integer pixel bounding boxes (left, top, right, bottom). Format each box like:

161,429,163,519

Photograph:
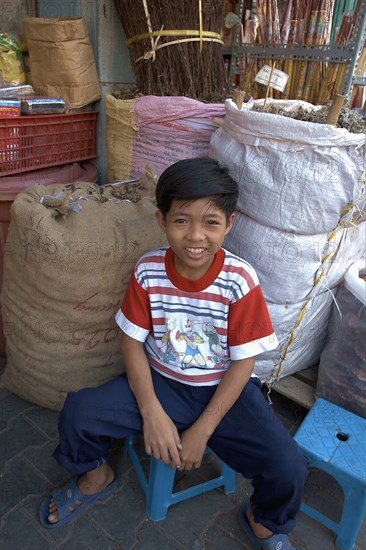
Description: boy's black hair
156,158,239,219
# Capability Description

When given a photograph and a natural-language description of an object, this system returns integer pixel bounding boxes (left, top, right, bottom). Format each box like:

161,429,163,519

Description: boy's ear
225,213,235,235
155,210,166,232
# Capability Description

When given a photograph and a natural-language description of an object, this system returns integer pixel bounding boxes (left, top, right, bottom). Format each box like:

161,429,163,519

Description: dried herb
251,101,366,133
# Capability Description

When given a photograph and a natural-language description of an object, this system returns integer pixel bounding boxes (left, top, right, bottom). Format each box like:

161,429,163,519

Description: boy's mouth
185,247,206,256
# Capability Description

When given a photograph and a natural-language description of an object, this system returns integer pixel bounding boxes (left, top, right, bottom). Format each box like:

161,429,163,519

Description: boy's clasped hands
143,402,208,471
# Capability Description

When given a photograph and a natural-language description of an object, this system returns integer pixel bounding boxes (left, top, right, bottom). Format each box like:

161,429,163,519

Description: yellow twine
267,199,361,387
340,203,354,218
128,0,221,62
128,29,222,45
269,300,310,385
198,0,203,52
142,0,154,58
313,267,327,287
134,37,223,62
141,0,162,62
294,305,307,327
321,252,333,264
338,220,357,228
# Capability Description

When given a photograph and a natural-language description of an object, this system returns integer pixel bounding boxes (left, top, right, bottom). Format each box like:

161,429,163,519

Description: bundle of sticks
114,0,227,101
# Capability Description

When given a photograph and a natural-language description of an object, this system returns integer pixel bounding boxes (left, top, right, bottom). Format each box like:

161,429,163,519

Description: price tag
254,65,289,92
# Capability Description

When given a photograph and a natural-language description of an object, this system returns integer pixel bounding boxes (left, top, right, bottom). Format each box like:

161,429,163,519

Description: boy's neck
171,248,221,281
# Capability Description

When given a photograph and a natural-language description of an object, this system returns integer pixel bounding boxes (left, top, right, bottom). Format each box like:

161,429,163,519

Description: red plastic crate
0,112,97,176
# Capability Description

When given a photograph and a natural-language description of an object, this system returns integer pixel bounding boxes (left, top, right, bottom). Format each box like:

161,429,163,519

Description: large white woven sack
225,213,366,303
254,290,335,383
210,99,366,235
0,182,166,410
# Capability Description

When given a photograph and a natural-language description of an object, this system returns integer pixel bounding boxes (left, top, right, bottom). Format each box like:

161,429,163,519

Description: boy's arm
175,357,255,470
120,333,182,468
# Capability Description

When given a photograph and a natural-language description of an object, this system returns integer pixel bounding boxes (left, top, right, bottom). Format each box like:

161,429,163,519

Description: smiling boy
40,158,307,550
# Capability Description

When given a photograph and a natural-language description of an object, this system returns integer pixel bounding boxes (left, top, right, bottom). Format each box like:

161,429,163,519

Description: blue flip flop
237,502,297,550
39,476,117,529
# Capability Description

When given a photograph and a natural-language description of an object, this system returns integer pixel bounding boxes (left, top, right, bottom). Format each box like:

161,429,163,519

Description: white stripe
115,310,149,342
230,334,279,360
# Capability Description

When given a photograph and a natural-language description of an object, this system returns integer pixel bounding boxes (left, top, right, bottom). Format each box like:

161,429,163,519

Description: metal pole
341,0,366,96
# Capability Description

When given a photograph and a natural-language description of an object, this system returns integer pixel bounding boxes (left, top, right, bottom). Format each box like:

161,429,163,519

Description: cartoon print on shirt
161,317,178,363
203,323,222,356
175,318,207,369
203,323,231,369
206,355,231,369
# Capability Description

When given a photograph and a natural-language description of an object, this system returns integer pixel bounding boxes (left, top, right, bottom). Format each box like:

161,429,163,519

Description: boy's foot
237,503,296,550
40,463,116,528
246,505,273,540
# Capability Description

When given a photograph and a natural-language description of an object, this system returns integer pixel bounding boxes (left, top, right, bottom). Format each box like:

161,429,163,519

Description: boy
40,158,307,550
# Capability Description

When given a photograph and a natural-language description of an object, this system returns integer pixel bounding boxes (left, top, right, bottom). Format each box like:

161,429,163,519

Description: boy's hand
143,406,182,468
174,426,209,471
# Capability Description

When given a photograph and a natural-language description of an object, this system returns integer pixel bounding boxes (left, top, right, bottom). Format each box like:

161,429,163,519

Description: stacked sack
106,93,225,181
210,99,366,385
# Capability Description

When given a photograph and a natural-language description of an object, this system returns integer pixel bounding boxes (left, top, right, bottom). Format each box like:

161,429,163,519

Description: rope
266,194,365,388
134,36,223,62
141,0,162,62
198,0,203,52
127,1,222,64
127,29,222,45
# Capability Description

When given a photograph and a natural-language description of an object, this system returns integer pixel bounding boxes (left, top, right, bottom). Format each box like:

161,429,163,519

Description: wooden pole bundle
113,0,227,100
238,0,363,105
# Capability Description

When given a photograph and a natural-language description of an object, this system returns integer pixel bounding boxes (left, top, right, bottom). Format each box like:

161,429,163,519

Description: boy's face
156,197,235,281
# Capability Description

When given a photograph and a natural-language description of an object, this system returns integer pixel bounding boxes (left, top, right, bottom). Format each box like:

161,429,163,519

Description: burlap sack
25,17,101,108
0,181,166,410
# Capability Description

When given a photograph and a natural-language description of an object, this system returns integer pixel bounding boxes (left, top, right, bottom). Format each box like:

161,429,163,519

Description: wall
0,0,37,31
37,0,136,182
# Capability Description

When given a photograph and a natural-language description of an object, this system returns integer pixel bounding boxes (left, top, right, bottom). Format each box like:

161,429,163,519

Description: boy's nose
187,224,205,240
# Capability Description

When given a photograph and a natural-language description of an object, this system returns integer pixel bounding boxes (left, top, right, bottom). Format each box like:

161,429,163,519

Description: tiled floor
0,359,365,550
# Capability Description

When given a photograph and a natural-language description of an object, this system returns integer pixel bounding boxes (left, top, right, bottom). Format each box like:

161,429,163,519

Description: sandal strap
258,532,293,549
50,477,85,519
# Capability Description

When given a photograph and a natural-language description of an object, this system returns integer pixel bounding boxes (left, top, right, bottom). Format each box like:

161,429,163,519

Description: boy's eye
207,220,219,225
174,219,187,224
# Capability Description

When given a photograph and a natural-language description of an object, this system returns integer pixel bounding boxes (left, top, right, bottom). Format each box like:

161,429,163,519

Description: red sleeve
228,285,275,346
120,272,152,331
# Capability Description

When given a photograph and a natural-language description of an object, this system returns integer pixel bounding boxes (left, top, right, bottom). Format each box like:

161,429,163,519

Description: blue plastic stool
123,435,236,521
294,398,366,550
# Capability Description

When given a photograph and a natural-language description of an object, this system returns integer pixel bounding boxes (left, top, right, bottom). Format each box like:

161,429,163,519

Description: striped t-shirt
115,246,278,386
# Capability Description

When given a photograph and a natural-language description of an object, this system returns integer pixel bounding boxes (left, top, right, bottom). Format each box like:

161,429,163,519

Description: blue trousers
53,370,307,534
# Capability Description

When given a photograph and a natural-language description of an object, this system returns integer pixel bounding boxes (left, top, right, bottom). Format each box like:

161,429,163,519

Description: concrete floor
0,358,365,550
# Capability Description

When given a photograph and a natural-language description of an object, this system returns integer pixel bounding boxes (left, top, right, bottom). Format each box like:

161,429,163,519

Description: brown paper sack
0,181,166,410
25,17,101,108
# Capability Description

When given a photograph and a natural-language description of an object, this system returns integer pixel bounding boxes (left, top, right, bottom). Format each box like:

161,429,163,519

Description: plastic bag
0,33,25,85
